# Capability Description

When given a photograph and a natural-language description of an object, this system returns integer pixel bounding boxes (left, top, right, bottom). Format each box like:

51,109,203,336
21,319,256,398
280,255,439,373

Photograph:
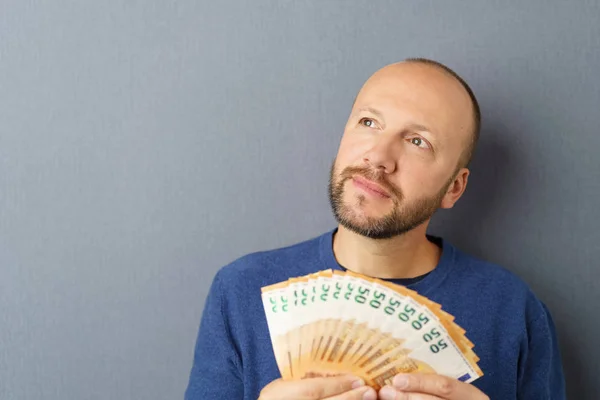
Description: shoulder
439,244,565,396
448,243,550,322
451,243,530,291
212,231,327,294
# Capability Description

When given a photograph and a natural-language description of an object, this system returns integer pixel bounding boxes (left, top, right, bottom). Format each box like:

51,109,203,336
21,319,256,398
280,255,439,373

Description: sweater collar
318,227,455,295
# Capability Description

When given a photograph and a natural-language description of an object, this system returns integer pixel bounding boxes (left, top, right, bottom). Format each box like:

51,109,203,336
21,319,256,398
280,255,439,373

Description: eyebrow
355,107,385,120
355,107,434,135
405,123,432,134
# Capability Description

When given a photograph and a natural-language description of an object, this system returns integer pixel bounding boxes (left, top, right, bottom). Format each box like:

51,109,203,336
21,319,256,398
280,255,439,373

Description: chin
346,195,392,216
341,203,390,225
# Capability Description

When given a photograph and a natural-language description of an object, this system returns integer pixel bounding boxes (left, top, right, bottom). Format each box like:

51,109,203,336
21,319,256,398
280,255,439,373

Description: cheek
404,169,449,197
336,134,370,165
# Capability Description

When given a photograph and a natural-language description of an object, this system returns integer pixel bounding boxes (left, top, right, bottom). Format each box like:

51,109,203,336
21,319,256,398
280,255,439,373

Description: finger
259,375,366,400
388,373,488,400
379,385,441,400
325,385,377,400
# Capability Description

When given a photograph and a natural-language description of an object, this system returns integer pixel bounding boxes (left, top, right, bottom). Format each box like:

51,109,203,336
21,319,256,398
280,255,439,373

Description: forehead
354,63,473,142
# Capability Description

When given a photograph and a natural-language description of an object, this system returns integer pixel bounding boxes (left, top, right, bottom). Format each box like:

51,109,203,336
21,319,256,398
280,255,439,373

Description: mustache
339,165,403,200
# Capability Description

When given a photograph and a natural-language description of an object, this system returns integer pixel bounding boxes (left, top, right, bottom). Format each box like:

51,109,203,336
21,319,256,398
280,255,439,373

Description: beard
327,160,454,240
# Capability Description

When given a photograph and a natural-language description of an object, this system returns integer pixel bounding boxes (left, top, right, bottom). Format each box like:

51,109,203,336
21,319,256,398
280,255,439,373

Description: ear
440,168,470,209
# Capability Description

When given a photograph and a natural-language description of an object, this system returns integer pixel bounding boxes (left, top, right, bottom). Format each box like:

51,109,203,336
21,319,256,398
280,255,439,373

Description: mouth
351,175,391,198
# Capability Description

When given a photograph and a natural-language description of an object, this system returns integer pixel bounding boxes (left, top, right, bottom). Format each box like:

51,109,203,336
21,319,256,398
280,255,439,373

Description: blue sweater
184,229,566,399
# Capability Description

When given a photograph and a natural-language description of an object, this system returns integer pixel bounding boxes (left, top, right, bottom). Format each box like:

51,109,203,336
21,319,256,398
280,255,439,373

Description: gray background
1,1,598,399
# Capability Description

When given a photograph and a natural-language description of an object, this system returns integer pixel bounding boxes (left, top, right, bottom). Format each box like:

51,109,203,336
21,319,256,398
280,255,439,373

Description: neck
332,224,441,279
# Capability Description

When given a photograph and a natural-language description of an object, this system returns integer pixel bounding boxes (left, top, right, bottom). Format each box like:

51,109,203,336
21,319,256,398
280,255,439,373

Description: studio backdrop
1,1,598,399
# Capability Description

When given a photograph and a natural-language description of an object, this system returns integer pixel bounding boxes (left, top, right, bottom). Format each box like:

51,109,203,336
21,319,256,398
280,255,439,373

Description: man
184,58,566,399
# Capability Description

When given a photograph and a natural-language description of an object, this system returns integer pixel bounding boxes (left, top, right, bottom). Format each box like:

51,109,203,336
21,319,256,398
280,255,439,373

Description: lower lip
352,178,390,199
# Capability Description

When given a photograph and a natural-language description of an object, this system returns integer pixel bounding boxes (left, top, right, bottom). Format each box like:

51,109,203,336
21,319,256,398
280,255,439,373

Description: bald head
353,58,480,168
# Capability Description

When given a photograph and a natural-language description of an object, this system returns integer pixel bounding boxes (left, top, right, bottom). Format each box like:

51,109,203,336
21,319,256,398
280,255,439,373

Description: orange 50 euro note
261,269,483,391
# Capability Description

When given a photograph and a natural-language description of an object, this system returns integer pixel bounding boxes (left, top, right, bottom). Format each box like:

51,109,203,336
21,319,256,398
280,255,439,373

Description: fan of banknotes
261,269,483,390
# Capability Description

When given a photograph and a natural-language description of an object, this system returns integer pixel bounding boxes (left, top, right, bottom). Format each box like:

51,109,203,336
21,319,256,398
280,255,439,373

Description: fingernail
361,387,377,400
351,378,365,389
393,374,409,389
379,386,396,400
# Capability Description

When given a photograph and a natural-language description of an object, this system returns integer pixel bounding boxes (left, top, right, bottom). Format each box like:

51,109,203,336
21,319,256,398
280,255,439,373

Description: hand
259,374,378,400
378,373,489,400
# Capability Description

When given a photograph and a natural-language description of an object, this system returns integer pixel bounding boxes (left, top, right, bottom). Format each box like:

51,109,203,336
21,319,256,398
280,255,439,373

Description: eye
409,137,430,149
359,118,377,128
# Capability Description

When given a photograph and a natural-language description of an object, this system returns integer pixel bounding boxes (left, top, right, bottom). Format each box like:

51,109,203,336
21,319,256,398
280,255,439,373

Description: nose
362,134,397,174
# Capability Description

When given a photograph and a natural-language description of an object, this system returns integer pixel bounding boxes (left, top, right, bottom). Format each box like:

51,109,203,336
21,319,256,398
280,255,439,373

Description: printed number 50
430,339,448,354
